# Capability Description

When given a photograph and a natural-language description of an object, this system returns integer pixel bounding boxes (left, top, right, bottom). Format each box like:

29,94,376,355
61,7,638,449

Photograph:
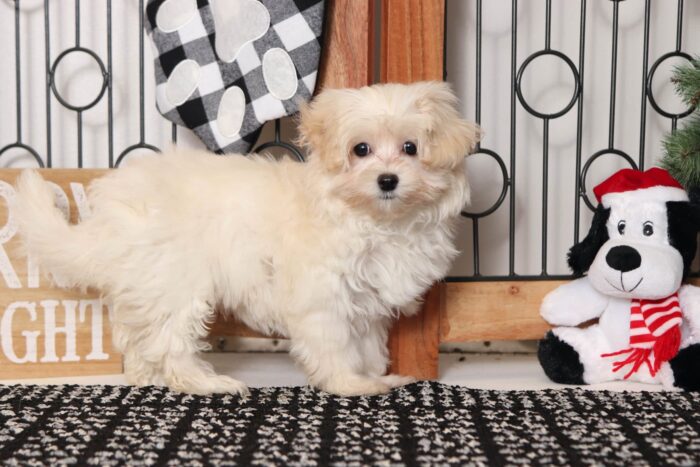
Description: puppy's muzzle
606,245,641,272
378,173,399,192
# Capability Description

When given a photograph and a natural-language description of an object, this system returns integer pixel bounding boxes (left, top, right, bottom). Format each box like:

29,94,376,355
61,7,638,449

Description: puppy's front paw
169,374,250,396
206,375,251,396
320,375,390,397
377,373,416,388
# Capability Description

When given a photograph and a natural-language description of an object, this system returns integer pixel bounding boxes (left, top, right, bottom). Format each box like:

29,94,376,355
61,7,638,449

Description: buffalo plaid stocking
145,0,325,154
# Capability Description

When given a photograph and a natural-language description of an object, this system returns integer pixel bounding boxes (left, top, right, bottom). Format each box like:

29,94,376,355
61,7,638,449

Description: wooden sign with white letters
0,169,122,379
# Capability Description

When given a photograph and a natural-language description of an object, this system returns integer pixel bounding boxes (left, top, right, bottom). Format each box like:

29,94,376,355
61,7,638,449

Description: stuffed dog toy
538,167,700,390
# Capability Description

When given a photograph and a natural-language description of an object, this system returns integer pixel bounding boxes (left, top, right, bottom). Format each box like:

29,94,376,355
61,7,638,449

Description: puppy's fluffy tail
14,170,95,289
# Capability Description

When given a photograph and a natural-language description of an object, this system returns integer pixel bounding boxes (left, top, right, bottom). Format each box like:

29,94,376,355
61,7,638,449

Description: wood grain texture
442,278,700,342
209,313,281,339
0,169,121,379
380,0,444,83
389,282,442,379
380,0,445,380
317,0,374,90
441,281,563,342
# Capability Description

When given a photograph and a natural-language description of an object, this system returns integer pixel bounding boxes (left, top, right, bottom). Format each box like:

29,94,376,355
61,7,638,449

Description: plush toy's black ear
689,187,700,205
567,204,610,277
667,199,700,279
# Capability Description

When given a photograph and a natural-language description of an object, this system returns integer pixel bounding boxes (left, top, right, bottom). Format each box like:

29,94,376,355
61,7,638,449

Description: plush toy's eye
617,221,626,235
353,143,370,157
403,141,417,156
643,222,654,236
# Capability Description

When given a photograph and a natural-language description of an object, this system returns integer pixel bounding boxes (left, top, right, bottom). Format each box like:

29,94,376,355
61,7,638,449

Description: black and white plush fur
538,190,700,390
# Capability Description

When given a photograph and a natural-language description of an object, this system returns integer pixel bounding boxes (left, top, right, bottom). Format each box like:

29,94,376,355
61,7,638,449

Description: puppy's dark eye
617,221,626,235
353,143,370,157
403,141,417,156
643,222,654,236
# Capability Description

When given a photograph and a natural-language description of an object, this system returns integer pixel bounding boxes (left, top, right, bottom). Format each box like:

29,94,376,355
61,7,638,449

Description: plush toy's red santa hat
594,167,688,207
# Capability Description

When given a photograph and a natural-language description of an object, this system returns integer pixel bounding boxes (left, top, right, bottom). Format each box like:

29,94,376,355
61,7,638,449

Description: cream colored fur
13,81,480,396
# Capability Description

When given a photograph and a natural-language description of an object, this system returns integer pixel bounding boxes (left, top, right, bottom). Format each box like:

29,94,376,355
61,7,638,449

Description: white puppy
14,81,480,396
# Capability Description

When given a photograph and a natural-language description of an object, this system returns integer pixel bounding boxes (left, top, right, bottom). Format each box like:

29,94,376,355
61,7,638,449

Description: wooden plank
0,169,121,379
441,281,562,342
443,278,700,342
380,0,444,83
380,0,445,379
209,313,281,339
317,0,374,90
389,282,442,379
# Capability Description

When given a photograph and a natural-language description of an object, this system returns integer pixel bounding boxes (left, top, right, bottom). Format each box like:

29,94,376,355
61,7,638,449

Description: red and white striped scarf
601,293,682,378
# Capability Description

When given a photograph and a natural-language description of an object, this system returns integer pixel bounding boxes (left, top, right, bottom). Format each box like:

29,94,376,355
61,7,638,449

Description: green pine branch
661,114,700,188
661,57,700,189
671,57,700,108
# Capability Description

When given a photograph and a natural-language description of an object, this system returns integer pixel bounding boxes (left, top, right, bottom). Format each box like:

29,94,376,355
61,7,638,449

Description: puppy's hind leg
115,298,249,396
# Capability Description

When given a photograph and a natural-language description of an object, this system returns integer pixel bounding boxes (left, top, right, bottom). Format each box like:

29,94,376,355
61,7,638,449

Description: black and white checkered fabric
145,0,325,154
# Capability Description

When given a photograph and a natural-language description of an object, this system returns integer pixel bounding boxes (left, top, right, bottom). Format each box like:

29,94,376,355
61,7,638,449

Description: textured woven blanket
1,381,699,465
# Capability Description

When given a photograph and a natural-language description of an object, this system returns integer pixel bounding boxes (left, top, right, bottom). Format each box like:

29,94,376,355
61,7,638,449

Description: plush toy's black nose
606,245,641,272
378,173,399,192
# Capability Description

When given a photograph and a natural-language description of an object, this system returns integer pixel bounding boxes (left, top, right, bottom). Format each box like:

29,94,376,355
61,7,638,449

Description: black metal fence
0,0,300,169
1,0,697,282
452,0,698,281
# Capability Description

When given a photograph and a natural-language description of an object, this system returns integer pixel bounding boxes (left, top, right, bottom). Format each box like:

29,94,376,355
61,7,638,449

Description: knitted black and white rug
2,381,700,465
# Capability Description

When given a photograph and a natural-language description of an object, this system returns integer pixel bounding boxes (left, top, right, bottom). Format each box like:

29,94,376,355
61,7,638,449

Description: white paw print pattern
145,0,324,153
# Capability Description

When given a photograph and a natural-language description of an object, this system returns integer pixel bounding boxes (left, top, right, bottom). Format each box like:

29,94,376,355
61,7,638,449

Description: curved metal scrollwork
49,47,109,112
115,143,161,167
461,149,509,219
0,143,44,168
579,149,638,211
646,51,696,120
515,50,581,120
253,119,305,162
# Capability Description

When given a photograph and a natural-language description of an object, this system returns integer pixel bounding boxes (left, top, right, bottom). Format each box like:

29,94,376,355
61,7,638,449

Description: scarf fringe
601,348,655,379
652,325,681,372
601,325,681,378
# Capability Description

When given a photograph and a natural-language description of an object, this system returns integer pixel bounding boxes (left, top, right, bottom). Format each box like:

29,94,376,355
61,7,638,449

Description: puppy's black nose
378,173,399,192
606,245,641,272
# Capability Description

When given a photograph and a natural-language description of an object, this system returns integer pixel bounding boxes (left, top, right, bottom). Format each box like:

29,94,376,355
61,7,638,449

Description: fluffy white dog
14,81,480,396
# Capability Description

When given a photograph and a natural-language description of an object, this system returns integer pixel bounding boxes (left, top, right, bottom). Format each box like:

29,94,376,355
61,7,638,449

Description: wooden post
389,282,443,379
379,0,445,84
380,0,446,379
317,0,374,90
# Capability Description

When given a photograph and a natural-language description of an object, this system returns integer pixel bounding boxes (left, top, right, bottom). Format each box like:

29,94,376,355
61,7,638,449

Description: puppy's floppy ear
667,199,700,279
414,81,482,169
568,204,610,276
296,88,348,171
